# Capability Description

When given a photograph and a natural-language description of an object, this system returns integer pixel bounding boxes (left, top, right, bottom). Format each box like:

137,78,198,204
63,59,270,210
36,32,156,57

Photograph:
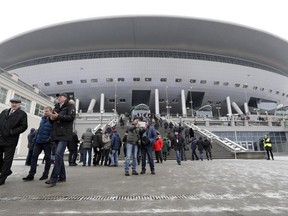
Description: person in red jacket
153,132,163,163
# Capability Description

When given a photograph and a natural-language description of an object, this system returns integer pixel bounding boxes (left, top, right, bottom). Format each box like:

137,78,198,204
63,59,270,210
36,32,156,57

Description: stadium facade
0,16,288,117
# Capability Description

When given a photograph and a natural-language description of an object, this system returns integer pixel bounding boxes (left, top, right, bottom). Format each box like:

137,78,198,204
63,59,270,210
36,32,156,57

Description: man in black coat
0,98,28,185
45,93,76,187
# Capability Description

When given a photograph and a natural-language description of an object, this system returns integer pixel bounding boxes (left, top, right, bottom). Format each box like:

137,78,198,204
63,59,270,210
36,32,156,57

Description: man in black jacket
0,98,28,185
92,129,103,166
45,93,76,187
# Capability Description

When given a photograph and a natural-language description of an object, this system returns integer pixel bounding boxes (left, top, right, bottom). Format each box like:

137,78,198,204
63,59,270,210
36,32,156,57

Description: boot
23,174,34,181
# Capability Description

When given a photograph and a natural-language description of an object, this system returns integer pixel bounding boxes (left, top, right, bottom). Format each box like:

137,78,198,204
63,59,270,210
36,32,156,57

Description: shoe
140,170,146,174
39,175,48,180
132,170,139,175
70,163,77,166
0,178,5,185
82,164,86,166
45,179,56,187
178,162,181,165
125,171,130,176
151,170,155,175
267,158,270,160
58,178,66,182
23,174,34,181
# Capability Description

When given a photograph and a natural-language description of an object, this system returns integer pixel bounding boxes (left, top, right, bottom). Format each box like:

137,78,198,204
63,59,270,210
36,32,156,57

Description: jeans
141,145,155,171
29,142,51,177
175,149,182,164
124,144,138,172
110,150,119,166
198,150,204,160
191,149,199,160
83,148,92,165
25,149,33,165
50,140,67,182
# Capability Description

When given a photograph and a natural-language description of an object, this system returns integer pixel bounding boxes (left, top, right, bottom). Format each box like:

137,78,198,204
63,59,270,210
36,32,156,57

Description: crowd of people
0,95,275,186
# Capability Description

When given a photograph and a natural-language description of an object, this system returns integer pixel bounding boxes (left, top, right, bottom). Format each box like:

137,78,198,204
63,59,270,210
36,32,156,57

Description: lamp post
165,86,169,117
189,87,193,117
114,79,117,115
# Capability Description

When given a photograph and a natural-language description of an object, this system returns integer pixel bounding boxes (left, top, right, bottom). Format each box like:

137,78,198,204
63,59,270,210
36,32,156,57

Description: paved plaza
1,156,288,216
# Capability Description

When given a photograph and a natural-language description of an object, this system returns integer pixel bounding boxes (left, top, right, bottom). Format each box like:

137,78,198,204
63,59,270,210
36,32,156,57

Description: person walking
263,135,274,160
68,131,79,166
196,137,205,161
45,93,76,187
22,106,54,181
154,132,163,163
110,129,121,167
190,137,199,161
0,98,28,185
81,128,94,166
92,129,103,166
203,137,212,160
25,128,36,166
171,129,185,165
162,137,169,161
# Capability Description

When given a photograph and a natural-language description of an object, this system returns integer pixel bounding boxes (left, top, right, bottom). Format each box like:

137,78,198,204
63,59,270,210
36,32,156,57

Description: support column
226,96,232,118
100,93,105,113
181,89,187,117
75,99,80,113
87,99,96,113
244,102,249,115
155,89,160,115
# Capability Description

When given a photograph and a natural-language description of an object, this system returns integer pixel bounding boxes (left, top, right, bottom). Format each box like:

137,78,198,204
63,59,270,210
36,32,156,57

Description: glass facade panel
213,131,288,153
34,103,45,117
0,87,8,103
14,94,31,113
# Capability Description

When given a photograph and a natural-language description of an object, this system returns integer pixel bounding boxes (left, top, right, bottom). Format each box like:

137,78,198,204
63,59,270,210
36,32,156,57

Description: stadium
1,16,288,117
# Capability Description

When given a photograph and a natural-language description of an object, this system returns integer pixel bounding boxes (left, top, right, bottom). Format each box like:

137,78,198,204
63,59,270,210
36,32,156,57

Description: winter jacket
92,130,103,148
126,123,139,145
51,100,76,141
0,108,28,147
162,138,169,152
191,138,197,150
111,132,121,150
203,138,212,150
68,133,79,150
171,134,185,151
81,129,94,149
34,116,53,144
141,125,157,148
196,138,204,151
154,137,163,151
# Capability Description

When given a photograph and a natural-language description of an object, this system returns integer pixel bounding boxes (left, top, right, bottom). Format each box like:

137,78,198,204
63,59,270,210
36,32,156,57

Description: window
133,77,140,82
175,78,182,82
223,82,229,86
200,80,206,84
214,81,220,85
145,78,152,82
159,99,165,103
44,82,50,86
282,93,285,96
235,83,240,87
34,103,45,117
269,89,273,93
91,79,98,83
106,78,113,82
243,84,248,88
14,94,31,113
56,81,63,85
276,91,279,95
119,99,126,103
190,79,196,83
160,78,167,82
0,87,8,103
253,86,258,90
109,99,115,103
67,80,73,84
260,87,264,91
80,79,87,83
118,78,125,82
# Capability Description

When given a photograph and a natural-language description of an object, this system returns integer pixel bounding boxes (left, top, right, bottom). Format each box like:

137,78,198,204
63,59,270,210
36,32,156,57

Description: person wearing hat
45,93,76,187
0,98,28,185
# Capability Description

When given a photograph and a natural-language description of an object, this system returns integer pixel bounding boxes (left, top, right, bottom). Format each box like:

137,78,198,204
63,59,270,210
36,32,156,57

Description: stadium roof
0,16,288,76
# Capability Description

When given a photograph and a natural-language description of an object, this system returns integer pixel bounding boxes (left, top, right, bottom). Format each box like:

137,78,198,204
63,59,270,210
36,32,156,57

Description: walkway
1,157,288,215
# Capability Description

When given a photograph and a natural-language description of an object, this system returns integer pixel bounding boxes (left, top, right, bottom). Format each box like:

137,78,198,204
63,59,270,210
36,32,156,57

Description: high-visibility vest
263,138,272,147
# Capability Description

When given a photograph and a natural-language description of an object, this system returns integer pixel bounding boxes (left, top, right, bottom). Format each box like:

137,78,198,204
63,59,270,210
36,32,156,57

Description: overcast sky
0,0,287,44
